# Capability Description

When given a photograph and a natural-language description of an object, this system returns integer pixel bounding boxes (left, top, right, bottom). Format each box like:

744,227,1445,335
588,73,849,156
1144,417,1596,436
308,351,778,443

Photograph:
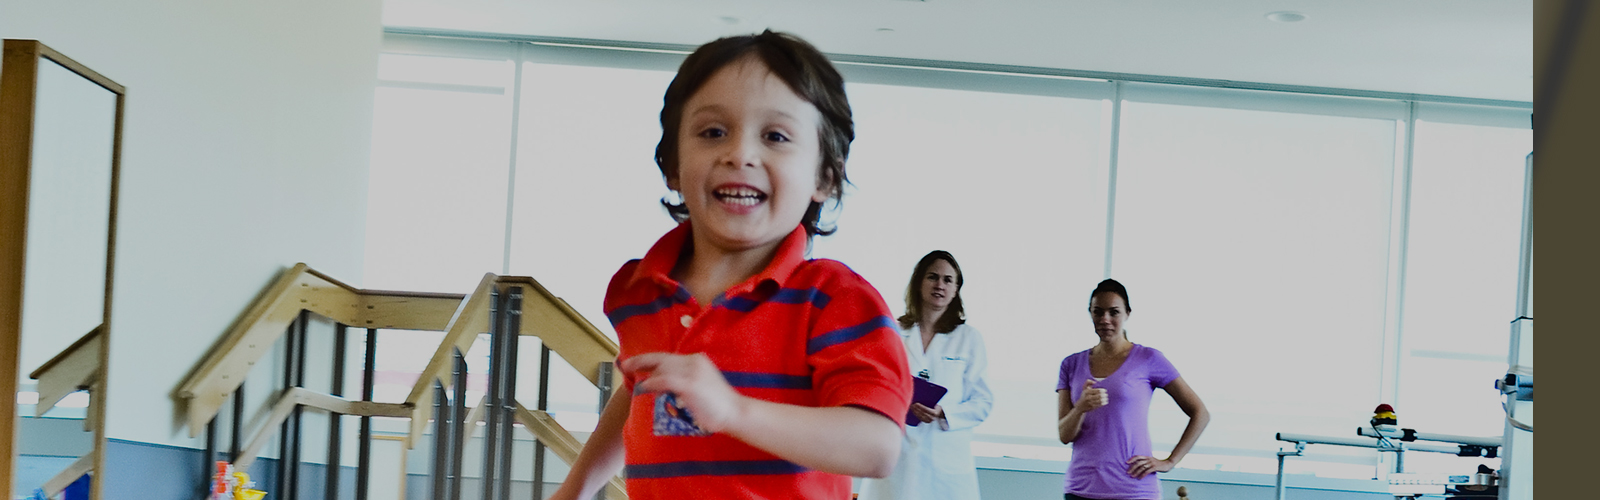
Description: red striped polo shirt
604,221,913,499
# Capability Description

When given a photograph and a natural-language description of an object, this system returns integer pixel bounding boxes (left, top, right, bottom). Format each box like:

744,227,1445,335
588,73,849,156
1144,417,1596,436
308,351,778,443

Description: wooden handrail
40,451,95,497
29,326,102,417
176,263,464,436
403,275,620,448
176,262,625,497
500,276,619,387
233,387,411,471
514,403,627,500
404,272,498,445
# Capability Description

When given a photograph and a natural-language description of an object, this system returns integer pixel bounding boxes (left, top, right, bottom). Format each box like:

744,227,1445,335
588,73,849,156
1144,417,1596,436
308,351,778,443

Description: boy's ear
811,161,839,203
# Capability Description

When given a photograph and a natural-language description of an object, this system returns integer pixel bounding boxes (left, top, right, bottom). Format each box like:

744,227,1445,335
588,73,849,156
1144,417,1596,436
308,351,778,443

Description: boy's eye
763,131,789,142
699,127,726,139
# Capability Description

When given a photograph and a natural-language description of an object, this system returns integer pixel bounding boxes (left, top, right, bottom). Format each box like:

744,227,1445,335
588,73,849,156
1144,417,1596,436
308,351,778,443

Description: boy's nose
721,134,762,168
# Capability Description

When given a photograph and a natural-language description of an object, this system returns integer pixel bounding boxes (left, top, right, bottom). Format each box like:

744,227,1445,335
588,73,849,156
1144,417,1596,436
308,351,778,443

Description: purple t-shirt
1056,344,1180,500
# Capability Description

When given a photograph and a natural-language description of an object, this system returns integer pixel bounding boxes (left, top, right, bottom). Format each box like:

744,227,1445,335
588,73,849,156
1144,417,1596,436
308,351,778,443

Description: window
361,34,1532,482
1113,94,1399,477
1394,117,1530,473
365,52,515,294
506,62,679,421
811,81,1109,457
362,51,516,432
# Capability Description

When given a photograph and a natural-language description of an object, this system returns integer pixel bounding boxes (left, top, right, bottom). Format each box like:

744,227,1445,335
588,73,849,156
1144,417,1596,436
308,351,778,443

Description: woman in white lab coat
859,250,994,500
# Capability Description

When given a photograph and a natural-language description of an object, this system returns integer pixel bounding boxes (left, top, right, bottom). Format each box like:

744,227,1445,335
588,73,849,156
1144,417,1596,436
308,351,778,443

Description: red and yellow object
233,471,266,500
211,462,267,500
1372,403,1397,426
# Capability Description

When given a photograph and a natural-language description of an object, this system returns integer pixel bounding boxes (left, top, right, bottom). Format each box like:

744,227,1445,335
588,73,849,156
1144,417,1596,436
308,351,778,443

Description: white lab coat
858,323,994,500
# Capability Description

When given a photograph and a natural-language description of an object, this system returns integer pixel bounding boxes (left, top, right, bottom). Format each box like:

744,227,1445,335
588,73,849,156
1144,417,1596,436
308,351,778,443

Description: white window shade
1394,121,1530,473
507,62,679,416
365,53,515,294
810,83,1109,450
1112,101,1398,476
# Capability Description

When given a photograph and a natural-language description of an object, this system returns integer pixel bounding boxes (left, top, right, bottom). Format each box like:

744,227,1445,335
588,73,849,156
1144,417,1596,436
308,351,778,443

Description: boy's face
669,56,828,254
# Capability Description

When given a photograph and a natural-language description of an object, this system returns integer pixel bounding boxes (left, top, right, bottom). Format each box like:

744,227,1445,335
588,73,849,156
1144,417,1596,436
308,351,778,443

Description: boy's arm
623,352,902,478
548,388,631,500
726,399,900,477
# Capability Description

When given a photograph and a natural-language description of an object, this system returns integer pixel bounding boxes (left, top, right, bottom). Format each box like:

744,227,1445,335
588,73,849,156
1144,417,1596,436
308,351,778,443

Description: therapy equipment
1274,405,1502,499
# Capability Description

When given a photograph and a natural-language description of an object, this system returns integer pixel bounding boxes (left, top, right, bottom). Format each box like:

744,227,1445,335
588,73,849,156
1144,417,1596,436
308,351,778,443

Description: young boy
550,31,913,499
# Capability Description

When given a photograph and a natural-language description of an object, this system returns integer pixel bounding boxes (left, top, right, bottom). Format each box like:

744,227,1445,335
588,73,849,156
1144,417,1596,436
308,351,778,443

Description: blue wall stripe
806,315,896,355
625,459,807,479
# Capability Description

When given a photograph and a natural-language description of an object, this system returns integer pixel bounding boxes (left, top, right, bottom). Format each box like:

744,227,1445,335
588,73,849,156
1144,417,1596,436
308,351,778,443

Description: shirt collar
629,220,810,296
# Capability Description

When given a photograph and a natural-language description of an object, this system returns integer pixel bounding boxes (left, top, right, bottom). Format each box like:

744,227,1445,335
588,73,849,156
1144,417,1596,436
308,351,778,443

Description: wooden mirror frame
1,39,124,500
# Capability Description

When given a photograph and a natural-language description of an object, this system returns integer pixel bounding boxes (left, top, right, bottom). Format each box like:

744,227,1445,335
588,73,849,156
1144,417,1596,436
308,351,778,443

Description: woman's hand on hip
1075,379,1109,413
1126,455,1174,479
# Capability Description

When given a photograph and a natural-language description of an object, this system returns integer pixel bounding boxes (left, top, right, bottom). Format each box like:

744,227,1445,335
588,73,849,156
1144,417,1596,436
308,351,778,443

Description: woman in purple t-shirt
1056,279,1209,500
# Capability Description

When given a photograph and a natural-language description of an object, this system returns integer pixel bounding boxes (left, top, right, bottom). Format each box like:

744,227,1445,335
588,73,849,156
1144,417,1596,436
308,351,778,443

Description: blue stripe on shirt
606,286,691,327
806,315,897,355
721,371,812,389
719,287,831,313
632,371,812,394
625,459,807,479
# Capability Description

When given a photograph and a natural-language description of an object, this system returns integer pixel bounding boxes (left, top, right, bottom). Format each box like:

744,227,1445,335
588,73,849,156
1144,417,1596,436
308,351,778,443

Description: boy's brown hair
655,30,854,237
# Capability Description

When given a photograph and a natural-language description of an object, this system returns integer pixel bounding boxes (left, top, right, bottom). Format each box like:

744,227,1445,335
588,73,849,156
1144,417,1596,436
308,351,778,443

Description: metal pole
289,311,308,500
1276,453,1286,500
1500,151,1535,500
449,350,468,500
535,345,551,499
1274,442,1301,500
1102,80,1122,279
278,313,302,500
204,418,217,492
230,384,244,461
357,328,376,500
1394,444,1404,474
327,323,347,500
483,290,504,500
597,362,613,417
500,288,521,499
592,362,613,500
431,382,450,500
479,287,524,500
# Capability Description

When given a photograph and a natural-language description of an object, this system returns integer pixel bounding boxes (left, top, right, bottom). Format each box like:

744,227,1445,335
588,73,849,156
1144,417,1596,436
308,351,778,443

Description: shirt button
680,315,693,328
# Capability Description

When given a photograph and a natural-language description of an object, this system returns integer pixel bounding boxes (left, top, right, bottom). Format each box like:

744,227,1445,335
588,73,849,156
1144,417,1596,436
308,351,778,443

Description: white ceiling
382,0,1532,103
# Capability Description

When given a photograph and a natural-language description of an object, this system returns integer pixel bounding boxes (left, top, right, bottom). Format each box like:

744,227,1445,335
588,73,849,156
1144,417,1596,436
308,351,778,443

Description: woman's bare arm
1127,376,1210,479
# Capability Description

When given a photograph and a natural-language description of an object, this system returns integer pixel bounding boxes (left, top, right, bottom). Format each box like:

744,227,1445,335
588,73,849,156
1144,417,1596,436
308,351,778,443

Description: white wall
0,0,382,448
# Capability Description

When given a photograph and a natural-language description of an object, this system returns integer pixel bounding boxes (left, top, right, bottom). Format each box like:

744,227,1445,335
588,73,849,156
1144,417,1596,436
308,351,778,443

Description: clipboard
906,377,949,426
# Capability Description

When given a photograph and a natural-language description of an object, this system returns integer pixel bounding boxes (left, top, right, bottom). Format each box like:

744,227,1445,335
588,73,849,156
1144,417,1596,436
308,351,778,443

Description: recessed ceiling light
1266,11,1308,23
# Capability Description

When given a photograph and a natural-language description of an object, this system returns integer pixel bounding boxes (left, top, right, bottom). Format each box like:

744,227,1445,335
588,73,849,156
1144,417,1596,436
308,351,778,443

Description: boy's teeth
714,187,765,205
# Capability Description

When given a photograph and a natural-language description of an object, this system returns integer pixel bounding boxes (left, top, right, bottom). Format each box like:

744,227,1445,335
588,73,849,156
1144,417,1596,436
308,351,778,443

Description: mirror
20,57,115,378
2,40,122,500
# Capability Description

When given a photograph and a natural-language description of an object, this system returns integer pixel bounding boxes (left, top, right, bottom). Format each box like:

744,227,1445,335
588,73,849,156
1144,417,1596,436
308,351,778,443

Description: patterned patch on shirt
652,392,710,437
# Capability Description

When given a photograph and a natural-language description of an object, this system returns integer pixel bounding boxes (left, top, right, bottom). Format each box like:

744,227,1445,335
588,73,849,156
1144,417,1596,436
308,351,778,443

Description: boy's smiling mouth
713,185,768,207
